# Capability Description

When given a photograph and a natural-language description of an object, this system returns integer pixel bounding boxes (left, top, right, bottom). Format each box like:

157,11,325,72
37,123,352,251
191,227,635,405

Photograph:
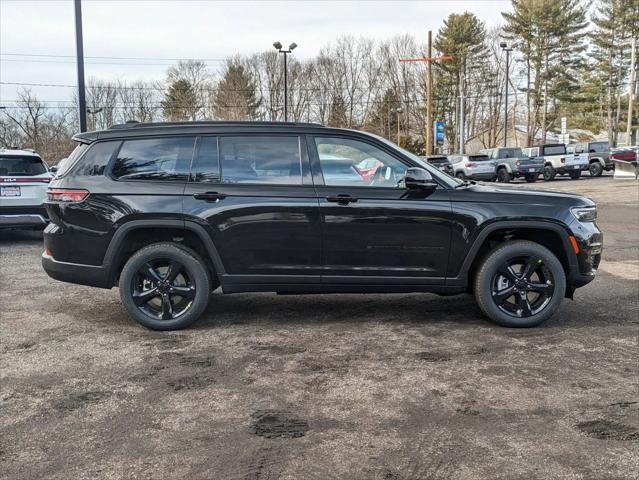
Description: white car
523,144,587,181
0,148,54,229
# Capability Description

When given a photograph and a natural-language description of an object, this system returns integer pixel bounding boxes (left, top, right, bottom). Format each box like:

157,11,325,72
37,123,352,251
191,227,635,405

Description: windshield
590,142,609,153
0,155,47,176
542,145,566,155
426,156,448,165
498,148,523,158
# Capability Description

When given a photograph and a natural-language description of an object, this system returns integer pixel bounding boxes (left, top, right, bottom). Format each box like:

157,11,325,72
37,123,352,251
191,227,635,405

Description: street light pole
74,0,87,133
396,107,403,145
273,42,297,122
500,42,513,147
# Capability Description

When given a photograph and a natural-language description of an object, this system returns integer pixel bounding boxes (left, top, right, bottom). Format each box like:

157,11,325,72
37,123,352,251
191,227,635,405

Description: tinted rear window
54,143,89,177
590,142,609,152
542,145,566,155
469,155,491,162
111,137,195,181
220,136,301,185
73,141,120,176
0,156,47,176
427,156,448,165
497,148,523,158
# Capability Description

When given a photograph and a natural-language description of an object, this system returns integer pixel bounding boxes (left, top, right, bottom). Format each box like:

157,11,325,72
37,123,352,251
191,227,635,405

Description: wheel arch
449,221,578,293
103,219,225,286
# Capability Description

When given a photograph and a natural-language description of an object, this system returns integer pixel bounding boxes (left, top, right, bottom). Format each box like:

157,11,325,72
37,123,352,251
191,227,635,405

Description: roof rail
108,120,324,130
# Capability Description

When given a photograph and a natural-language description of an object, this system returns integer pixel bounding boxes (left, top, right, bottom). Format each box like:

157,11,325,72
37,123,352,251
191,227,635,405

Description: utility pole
459,60,465,154
396,107,403,144
426,31,433,155
500,42,513,147
74,0,87,132
626,37,636,146
400,43,452,155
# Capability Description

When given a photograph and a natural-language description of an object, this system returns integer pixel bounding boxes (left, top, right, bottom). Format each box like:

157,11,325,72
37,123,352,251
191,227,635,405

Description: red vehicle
354,157,383,182
610,148,637,162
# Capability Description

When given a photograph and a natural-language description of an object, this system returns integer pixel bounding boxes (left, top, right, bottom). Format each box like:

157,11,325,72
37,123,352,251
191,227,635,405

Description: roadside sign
434,120,445,146
561,117,567,135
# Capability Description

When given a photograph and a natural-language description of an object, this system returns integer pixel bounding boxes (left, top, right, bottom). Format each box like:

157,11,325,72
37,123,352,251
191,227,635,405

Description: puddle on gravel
251,410,309,438
52,390,112,413
576,419,639,441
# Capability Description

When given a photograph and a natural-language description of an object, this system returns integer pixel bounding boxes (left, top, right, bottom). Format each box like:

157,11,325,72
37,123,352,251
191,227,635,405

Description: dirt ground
1,174,637,480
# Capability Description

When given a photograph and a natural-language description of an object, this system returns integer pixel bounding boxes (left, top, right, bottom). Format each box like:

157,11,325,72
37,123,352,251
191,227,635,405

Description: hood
461,182,595,207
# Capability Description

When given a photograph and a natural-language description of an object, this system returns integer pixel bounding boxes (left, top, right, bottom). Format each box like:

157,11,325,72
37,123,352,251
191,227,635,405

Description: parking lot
1,175,637,479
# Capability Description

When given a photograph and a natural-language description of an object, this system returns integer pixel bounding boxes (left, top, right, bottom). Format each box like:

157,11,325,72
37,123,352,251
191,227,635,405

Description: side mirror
403,167,437,191
49,166,58,173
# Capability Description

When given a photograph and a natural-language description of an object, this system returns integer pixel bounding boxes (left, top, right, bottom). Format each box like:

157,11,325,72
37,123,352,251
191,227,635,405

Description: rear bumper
467,172,496,181
0,205,49,228
42,253,112,289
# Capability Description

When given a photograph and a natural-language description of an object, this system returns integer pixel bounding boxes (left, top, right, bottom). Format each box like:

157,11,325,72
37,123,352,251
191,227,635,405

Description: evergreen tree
161,79,198,121
213,63,261,120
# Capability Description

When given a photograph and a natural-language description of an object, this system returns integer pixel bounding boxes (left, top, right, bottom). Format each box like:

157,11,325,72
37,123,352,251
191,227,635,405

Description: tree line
1,0,637,163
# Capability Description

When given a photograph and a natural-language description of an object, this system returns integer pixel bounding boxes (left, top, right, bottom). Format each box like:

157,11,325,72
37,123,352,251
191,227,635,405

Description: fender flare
102,219,226,282
496,162,512,173
589,156,605,166
447,220,578,286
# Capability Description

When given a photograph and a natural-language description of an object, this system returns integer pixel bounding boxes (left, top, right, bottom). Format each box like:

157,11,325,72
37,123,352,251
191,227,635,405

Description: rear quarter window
111,136,195,181
72,141,120,176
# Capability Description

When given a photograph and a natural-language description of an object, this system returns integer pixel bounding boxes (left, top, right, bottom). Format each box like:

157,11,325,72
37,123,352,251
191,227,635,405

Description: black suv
42,121,602,330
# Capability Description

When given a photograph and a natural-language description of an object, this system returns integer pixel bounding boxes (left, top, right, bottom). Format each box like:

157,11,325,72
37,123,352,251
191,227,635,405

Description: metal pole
426,31,433,155
74,0,87,132
504,49,510,147
397,109,401,144
283,52,288,122
626,37,636,146
459,59,465,154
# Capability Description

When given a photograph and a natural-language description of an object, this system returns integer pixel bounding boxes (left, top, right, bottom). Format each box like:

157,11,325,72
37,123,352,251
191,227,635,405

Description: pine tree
213,63,261,120
161,79,198,121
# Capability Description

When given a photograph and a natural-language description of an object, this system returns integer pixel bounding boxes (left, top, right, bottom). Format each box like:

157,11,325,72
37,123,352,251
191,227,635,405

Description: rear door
183,134,322,283
309,134,452,283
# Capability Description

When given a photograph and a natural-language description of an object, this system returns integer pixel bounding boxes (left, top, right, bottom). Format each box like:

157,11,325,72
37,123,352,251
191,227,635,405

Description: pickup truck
480,147,544,183
571,141,613,177
523,144,587,181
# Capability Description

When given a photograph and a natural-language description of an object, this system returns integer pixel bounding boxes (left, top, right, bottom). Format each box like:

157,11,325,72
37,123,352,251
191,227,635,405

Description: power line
1,52,228,61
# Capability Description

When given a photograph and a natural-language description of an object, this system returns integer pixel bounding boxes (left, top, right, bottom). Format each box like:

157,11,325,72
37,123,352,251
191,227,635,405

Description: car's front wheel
474,240,566,327
119,243,211,330
543,165,556,181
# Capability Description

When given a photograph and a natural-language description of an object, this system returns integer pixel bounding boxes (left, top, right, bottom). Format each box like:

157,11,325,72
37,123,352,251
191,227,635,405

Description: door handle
193,191,227,202
326,194,358,205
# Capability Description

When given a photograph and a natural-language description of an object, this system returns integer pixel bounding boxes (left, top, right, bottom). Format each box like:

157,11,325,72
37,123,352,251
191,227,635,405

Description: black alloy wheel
132,260,196,321
119,243,211,330
490,255,554,318
589,162,603,177
497,168,511,183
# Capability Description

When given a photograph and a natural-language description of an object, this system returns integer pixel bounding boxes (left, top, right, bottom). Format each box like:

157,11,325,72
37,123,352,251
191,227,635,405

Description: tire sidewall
474,241,566,327
543,165,555,181
589,162,603,177
119,243,211,330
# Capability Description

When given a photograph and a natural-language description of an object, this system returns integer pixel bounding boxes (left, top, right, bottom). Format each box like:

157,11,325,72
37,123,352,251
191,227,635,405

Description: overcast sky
0,0,512,105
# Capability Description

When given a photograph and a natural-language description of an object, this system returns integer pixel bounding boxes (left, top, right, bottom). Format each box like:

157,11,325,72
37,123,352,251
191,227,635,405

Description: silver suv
0,149,54,229
447,154,496,181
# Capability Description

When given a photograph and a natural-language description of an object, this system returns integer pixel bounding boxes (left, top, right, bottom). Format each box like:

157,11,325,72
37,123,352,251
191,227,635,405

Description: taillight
560,157,566,163
515,160,521,167
47,188,89,203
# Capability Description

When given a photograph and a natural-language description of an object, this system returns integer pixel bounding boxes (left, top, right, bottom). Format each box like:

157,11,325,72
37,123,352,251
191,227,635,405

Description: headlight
571,206,597,222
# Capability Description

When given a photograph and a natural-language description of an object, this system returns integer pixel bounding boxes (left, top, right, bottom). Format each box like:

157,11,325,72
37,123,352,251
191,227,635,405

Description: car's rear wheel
474,240,566,327
543,165,556,181
456,171,465,180
569,170,582,180
119,243,211,330
589,161,603,177
497,168,511,183
525,174,538,183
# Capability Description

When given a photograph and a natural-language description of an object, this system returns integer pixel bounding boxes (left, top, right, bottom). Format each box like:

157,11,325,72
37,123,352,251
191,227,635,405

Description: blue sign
434,121,445,146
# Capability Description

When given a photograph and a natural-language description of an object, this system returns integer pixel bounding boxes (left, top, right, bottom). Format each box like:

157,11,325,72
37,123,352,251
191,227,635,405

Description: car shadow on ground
0,229,43,243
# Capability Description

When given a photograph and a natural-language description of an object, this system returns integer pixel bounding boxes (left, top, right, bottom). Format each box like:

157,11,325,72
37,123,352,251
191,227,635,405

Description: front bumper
568,220,603,288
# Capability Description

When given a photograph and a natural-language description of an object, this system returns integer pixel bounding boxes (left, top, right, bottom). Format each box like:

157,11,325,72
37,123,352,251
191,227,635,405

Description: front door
309,135,452,284
183,134,322,284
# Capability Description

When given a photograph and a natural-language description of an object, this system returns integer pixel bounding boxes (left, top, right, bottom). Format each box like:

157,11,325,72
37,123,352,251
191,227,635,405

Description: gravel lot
1,175,637,480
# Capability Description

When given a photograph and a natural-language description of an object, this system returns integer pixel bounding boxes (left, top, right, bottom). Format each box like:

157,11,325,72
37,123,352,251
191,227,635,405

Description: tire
497,168,512,183
525,174,538,183
473,240,566,328
589,161,603,177
119,242,211,330
569,170,581,180
455,171,465,180
543,165,556,181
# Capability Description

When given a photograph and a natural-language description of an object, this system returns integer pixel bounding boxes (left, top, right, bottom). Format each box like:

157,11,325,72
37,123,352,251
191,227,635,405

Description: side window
220,136,301,185
190,136,219,183
111,136,194,181
73,141,120,176
315,137,407,188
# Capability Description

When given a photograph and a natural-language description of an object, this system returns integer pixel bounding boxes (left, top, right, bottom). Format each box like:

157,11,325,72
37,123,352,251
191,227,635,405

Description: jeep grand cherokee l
42,121,602,330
